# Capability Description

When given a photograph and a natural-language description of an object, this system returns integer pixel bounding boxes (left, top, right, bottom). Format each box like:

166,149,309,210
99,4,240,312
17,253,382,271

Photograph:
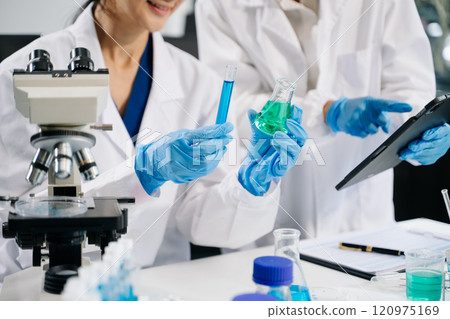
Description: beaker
405,249,445,301
273,228,311,301
254,78,296,135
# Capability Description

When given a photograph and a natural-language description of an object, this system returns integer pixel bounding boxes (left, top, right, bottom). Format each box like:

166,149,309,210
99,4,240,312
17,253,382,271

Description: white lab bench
1,218,449,301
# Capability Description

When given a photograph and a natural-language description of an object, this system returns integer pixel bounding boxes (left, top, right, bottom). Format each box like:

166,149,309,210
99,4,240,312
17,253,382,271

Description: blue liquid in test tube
216,65,237,124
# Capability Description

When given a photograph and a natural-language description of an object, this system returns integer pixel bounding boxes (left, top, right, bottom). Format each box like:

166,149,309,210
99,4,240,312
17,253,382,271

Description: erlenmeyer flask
254,78,296,135
273,228,311,301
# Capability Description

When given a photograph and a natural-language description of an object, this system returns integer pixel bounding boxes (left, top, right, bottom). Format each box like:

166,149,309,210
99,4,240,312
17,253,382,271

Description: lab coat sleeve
0,208,32,290
0,67,34,287
174,167,280,249
378,0,436,132
195,0,336,139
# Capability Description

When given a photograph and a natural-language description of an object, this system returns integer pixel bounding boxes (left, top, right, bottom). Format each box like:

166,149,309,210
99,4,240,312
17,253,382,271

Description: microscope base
0,255,94,301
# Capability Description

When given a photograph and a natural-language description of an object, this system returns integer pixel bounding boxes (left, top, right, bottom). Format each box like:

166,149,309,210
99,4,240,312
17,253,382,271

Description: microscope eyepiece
26,49,53,72
68,47,94,72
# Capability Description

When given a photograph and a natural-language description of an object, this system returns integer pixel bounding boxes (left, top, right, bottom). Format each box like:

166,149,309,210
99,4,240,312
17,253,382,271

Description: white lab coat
0,5,280,286
196,0,435,240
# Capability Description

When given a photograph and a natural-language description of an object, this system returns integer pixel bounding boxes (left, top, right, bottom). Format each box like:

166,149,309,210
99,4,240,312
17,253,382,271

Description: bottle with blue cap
253,256,293,301
232,293,278,301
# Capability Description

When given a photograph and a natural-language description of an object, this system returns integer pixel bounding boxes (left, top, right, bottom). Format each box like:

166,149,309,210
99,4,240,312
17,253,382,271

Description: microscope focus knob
2,222,15,239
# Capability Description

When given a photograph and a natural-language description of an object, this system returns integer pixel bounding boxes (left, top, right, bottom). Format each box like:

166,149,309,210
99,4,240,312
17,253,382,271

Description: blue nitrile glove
135,123,233,195
238,105,308,196
399,123,450,165
327,97,412,138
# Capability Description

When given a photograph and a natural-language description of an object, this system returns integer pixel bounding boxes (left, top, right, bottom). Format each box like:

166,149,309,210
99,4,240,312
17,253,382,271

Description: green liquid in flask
254,101,292,135
406,269,443,301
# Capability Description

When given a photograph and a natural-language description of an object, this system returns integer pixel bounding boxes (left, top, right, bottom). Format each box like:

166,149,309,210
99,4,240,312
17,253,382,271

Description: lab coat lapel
317,0,348,55
320,0,348,33
137,33,185,143
313,0,348,90
256,1,308,93
235,0,267,6
71,6,135,159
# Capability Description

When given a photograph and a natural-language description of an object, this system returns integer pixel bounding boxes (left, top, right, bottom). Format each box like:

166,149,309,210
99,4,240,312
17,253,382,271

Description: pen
339,242,404,256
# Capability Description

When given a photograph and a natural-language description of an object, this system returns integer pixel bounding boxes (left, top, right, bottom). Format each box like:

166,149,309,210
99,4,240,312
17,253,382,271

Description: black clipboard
336,95,450,190
300,254,374,280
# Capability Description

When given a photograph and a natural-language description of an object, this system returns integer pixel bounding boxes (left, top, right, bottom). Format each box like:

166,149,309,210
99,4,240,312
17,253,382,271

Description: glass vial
253,256,293,301
254,77,297,135
273,228,311,301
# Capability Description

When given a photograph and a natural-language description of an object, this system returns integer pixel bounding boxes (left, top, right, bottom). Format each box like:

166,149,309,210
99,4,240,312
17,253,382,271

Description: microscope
1,48,129,294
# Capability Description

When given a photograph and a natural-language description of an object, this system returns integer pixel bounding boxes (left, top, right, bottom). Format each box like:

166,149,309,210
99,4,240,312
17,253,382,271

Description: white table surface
1,218,448,301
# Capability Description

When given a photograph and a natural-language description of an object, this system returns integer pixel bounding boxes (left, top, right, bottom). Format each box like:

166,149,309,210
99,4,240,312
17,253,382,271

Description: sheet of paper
300,223,450,274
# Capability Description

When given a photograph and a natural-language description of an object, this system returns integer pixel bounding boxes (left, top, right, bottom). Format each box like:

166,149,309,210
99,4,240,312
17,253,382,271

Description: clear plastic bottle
254,78,297,135
252,256,293,301
273,228,311,301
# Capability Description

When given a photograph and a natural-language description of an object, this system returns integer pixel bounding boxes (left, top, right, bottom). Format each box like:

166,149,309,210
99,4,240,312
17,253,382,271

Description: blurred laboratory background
0,0,448,250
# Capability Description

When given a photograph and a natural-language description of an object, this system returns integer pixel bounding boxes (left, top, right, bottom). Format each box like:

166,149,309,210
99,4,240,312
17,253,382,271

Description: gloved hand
135,123,233,195
239,105,308,196
399,123,450,165
326,97,412,138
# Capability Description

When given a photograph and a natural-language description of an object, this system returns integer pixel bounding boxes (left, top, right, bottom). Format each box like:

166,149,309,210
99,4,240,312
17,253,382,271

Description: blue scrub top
122,34,153,139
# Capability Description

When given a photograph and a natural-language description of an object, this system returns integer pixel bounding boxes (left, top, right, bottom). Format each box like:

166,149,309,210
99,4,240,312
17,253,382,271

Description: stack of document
299,222,450,279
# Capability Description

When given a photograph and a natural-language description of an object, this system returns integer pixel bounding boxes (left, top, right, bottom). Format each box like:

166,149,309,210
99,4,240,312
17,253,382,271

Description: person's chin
142,20,166,33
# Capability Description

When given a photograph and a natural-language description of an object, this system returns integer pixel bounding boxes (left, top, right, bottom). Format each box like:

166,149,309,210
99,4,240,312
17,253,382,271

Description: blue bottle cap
232,293,278,301
253,256,293,286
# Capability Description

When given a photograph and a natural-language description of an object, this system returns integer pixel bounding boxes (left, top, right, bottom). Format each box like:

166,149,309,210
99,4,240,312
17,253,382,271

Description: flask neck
269,79,295,104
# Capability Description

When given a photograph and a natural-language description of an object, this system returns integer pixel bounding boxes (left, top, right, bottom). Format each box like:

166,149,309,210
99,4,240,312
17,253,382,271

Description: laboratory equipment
14,47,109,191
215,65,237,124
442,189,450,219
232,293,278,301
445,250,450,301
370,272,406,291
14,196,88,218
273,228,311,301
62,238,138,301
1,48,129,294
252,256,293,301
405,249,445,301
238,106,307,196
254,77,296,135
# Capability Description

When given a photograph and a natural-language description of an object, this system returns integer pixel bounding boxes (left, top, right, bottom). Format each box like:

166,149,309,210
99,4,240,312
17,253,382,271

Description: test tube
215,65,237,124
442,189,450,220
